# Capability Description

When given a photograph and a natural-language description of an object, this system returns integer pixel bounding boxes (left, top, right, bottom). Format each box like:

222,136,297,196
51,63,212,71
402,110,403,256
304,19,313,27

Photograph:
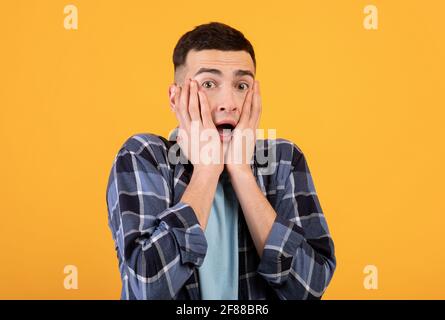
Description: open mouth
216,123,235,134
215,121,236,141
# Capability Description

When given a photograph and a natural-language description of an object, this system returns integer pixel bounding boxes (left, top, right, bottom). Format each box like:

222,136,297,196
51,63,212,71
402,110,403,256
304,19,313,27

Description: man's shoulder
120,132,169,153
115,132,173,169
258,137,304,163
253,137,307,180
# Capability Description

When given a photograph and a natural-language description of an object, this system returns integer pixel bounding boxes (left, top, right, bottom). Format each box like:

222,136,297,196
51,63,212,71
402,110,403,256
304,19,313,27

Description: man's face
169,49,255,132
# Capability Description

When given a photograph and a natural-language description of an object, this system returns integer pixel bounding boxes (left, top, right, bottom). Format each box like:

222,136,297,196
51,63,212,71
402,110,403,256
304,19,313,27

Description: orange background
1,0,444,299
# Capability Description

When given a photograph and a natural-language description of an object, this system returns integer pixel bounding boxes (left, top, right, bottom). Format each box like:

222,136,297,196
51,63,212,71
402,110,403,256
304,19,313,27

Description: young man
106,22,336,300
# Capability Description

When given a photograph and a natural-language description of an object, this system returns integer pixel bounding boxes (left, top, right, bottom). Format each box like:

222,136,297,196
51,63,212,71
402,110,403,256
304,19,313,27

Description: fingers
177,79,191,125
198,90,214,128
250,80,262,128
188,80,201,122
173,85,185,124
239,87,254,125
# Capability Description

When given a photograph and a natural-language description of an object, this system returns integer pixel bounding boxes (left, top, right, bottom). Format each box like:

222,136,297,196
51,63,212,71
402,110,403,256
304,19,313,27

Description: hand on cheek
172,79,224,174
225,80,262,173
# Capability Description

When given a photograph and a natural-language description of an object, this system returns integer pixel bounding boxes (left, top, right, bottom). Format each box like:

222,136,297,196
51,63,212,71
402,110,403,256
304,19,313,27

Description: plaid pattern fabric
105,130,336,300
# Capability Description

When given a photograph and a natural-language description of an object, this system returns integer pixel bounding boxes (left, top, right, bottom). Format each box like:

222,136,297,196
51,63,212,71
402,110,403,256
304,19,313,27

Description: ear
168,83,177,113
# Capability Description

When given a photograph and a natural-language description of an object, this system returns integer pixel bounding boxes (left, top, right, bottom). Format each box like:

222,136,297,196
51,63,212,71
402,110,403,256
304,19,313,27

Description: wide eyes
238,83,249,90
202,80,216,89
201,80,250,91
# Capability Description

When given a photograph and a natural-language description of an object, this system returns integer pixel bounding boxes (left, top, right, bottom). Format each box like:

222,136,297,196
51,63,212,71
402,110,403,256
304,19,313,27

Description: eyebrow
194,68,254,79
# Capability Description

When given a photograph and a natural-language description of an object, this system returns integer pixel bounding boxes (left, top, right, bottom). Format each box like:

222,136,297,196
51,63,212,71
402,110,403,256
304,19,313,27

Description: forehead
185,49,255,76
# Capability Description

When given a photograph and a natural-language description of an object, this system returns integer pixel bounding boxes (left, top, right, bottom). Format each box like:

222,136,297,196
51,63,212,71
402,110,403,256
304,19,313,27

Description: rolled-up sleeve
257,143,336,300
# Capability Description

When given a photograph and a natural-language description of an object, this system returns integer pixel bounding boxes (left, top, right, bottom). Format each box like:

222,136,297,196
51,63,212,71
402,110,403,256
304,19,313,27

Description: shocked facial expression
170,49,256,141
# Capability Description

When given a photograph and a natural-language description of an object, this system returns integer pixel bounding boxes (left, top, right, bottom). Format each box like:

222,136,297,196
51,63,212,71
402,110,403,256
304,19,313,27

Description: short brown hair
173,22,256,74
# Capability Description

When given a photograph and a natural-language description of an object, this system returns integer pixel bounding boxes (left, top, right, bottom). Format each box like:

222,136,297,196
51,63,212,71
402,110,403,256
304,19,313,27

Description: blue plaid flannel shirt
105,130,336,300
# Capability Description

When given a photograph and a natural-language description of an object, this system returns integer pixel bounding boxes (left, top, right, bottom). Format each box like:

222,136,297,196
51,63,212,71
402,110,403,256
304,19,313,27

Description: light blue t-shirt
198,170,239,300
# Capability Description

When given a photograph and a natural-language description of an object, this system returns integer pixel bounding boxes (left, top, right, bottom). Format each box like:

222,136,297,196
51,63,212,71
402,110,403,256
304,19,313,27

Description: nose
216,88,238,114
217,103,237,113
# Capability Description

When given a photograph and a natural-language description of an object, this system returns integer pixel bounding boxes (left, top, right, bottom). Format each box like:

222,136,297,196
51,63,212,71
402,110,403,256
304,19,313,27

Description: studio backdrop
1,0,444,299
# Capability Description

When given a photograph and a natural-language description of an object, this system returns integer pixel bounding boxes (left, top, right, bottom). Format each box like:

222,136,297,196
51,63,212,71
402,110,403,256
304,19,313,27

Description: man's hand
173,78,224,175
222,80,276,257
225,80,262,175
173,78,223,229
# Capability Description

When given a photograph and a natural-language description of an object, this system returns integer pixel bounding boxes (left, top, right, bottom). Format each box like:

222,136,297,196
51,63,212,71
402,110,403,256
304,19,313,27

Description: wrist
226,164,254,179
192,165,222,181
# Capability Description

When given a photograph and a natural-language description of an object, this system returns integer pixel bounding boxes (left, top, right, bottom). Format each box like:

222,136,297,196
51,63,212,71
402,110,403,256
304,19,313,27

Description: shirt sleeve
256,143,336,299
106,135,208,299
